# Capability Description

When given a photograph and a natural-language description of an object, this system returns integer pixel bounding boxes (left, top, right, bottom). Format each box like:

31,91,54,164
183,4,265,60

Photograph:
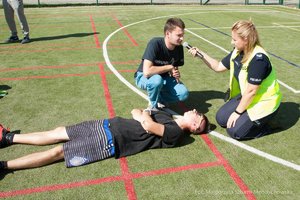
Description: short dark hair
164,18,185,34
201,114,210,134
193,114,210,135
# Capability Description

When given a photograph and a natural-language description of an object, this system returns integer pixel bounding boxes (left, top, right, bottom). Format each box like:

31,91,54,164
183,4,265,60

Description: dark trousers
216,95,278,140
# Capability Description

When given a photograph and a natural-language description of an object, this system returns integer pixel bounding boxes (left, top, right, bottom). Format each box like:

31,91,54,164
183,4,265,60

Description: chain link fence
0,0,299,8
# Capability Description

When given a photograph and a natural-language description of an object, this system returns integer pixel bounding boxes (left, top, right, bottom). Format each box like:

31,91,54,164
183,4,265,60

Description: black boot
0,125,14,148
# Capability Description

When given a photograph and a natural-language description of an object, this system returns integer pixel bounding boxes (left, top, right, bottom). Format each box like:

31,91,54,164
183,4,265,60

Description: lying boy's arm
131,109,164,136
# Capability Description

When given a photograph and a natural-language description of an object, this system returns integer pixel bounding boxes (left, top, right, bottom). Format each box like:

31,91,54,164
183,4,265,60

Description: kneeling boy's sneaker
0,124,13,148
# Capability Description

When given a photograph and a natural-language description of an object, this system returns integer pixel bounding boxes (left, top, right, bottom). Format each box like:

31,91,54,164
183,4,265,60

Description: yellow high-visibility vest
229,46,282,121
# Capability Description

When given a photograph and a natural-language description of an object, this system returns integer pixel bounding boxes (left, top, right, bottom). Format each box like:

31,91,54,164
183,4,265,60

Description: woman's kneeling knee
227,129,247,140
216,111,228,127
227,128,259,140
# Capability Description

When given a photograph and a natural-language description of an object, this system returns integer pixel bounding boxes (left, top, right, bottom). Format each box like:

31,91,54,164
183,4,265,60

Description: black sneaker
4,35,19,43
21,36,30,44
0,124,12,148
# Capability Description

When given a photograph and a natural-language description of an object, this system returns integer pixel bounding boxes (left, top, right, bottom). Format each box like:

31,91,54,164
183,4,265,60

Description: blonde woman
188,20,281,140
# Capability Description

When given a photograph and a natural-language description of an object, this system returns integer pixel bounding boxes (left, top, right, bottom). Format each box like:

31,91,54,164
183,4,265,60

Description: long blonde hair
232,20,261,63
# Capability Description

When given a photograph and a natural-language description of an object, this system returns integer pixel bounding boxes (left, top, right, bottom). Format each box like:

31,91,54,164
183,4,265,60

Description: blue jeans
135,71,189,108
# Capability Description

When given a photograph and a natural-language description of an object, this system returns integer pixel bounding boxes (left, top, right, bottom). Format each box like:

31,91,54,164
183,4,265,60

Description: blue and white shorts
63,119,115,168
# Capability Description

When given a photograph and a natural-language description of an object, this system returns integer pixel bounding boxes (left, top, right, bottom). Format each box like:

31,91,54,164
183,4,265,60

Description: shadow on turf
266,101,299,133
187,90,225,114
0,32,99,44
0,85,11,90
171,90,299,138
0,170,14,180
31,32,99,42
238,101,299,140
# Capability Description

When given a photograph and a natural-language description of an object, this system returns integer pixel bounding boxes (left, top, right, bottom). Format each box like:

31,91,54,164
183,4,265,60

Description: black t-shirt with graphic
108,110,184,159
136,37,184,77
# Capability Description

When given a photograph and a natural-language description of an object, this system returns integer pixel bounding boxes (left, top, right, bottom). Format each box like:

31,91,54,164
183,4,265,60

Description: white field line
185,28,230,53
188,25,300,30
209,131,300,171
103,13,300,171
273,22,300,32
185,28,300,94
277,80,300,93
276,22,300,24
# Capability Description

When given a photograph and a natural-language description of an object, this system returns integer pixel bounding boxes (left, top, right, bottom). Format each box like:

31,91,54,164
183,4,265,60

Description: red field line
108,40,137,45
119,158,137,200
0,63,99,72
31,23,113,29
105,69,136,74
0,160,222,198
201,135,256,200
0,40,131,51
90,15,101,49
0,15,139,54
0,70,138,82
98,63,115,118
25,13,111,18
0,67,136,82
110,60,140,65
98,62,137,199
0,46,98,54
0,71,134,82
0,14,256,199
0,71,99,81
0,41,92,49
0,66,254,199
112,15,139,47
0,176,123,198
179,103,256,200
0,44,135,53
0,61,139,73
100,58,256,199
130,161,222,179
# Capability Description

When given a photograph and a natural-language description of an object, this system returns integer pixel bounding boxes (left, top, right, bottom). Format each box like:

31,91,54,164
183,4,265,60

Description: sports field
0,4,299,200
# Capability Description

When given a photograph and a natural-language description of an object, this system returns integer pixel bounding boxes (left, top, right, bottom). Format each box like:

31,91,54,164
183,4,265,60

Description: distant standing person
2,0,30,44
134,18,189,111
187,20,282,140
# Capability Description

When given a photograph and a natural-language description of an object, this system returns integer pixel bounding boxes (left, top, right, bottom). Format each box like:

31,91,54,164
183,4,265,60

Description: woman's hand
188,47,200,57
227,112,241,128
187,46,227,72
227,83,259,128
